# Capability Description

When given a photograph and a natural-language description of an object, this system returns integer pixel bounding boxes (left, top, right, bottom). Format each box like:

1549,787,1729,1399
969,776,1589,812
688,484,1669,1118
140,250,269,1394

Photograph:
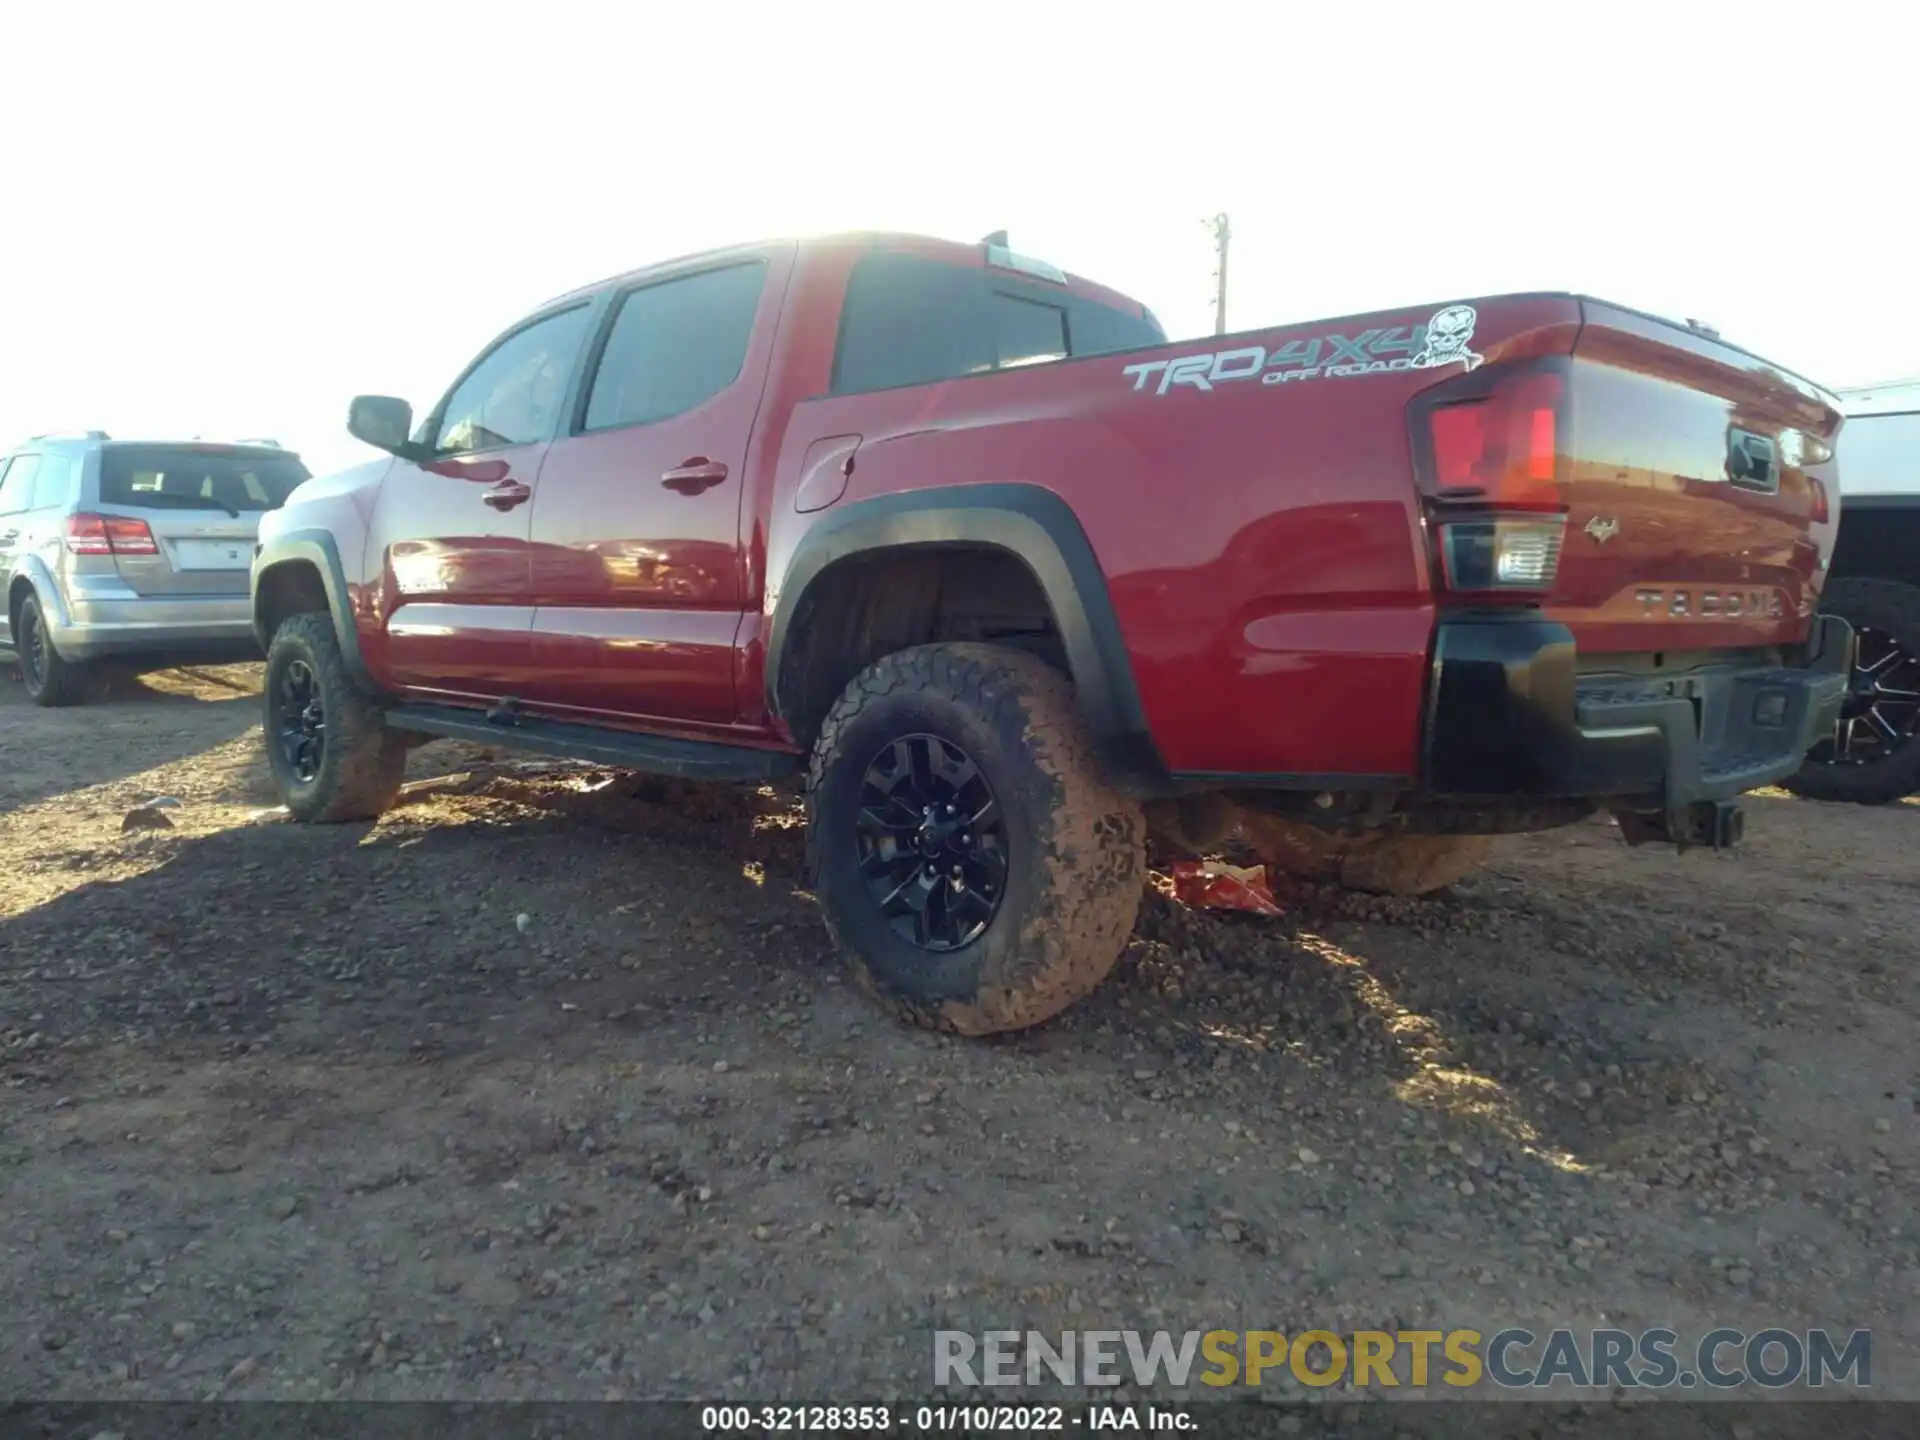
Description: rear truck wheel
263,612,407,823
1782,577,1920,806
17,592,90,707
806,642,1145,1036
1239,811,1493,897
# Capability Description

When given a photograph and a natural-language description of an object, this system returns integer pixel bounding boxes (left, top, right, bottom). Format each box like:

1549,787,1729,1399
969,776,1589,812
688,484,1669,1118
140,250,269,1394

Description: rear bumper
44,587,258,662
1423,613,1851,806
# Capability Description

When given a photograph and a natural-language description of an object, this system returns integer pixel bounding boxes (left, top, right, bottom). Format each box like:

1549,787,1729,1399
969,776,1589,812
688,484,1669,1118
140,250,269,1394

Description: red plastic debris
1169,860,1285,917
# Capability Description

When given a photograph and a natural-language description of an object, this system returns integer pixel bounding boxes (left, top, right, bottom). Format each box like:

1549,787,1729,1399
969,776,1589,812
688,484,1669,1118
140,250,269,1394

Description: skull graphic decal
1412,305,1484,372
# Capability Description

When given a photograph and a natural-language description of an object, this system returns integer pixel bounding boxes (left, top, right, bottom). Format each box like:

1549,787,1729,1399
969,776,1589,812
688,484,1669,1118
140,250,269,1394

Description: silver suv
1,433,311,706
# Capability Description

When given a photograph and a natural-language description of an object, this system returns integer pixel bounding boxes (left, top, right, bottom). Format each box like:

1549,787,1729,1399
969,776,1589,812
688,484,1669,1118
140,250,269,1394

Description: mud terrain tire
17,592,90,707
1240,811,1492,896
807,643,1145,1036
264,613,407,823
1782,577,1920,806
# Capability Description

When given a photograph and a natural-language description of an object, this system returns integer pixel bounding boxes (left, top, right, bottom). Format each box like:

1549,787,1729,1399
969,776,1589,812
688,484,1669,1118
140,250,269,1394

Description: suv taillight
67,513,159,556
1410,360,1570,600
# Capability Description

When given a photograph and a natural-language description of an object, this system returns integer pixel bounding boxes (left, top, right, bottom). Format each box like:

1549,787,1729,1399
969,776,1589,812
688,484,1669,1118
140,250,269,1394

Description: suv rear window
99,447,311,514
832,251,1166,395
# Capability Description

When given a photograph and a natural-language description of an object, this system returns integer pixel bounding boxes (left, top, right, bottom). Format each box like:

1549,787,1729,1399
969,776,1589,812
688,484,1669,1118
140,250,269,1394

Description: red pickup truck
252,231,1850,1035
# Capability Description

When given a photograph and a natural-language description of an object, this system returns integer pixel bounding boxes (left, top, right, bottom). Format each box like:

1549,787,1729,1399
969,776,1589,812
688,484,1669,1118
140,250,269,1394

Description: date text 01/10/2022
697,1404,1190,1432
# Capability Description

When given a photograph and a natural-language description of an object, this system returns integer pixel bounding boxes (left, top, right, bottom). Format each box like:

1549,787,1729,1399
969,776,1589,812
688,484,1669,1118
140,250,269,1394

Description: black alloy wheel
1783,577,1920,806
854,733,1010,951
1814,622,1920,766
806,642,1146,1035
275,658,327,784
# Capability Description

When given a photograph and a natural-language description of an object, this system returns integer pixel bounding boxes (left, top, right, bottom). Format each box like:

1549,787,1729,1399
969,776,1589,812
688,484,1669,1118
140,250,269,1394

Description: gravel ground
0,660,1914,1416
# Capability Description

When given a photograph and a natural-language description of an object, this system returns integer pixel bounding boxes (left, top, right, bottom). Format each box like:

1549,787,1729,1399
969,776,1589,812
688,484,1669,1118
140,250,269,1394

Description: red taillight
1424,368,1565,509
66,513,158,556
65,514,111,555
1413,360,1572,601
1808,477,1830,525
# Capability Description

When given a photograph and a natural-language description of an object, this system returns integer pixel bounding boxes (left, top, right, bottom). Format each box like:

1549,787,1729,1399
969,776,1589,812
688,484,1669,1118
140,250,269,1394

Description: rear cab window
831,250,1165,395
99,446,312,514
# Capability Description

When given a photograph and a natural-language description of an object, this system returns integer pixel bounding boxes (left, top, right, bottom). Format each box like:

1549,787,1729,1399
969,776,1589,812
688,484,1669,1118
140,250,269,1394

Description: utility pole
1206,212,1231,335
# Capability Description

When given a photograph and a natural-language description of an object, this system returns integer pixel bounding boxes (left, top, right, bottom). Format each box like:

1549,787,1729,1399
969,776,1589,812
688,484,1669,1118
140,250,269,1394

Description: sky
2,1,1909,477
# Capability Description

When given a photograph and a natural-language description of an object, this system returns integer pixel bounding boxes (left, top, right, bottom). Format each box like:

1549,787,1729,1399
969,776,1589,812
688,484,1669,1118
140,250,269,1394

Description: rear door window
0,455,40,515
99,448,312,514
582,262,767,431
29,454,73,511
832,251,1166,395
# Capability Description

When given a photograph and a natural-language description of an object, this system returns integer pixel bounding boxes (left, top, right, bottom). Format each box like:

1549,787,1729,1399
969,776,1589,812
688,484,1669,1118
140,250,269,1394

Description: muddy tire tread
806,642,1144,1036
267,612,407,823
1241,811,1493,896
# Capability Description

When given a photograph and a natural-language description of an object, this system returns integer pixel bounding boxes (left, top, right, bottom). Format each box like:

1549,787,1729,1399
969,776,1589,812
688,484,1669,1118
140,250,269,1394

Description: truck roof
540,231,1155,324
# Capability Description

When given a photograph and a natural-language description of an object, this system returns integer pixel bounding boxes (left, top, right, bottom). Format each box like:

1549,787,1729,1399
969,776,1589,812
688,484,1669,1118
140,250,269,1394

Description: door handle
482,480,533,511
662,458,728,494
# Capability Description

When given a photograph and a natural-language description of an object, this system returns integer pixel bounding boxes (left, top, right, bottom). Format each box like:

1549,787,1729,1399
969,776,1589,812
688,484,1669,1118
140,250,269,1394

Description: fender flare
765,483,1175,797
250,528,377,690
7,555,72,633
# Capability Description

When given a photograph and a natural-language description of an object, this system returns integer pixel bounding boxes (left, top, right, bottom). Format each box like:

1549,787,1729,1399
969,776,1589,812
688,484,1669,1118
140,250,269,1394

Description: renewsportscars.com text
933,1327,1871,1391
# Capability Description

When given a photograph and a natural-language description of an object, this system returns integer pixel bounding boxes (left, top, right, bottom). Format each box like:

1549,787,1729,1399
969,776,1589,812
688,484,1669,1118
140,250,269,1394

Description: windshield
99,446,311,514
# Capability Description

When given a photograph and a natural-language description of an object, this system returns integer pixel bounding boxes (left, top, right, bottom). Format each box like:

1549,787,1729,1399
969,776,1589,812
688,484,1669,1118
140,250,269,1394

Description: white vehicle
1784,377,1920,804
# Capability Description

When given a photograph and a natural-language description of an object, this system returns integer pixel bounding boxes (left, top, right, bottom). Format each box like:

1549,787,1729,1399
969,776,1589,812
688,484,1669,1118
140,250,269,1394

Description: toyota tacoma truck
252,230,1850,1035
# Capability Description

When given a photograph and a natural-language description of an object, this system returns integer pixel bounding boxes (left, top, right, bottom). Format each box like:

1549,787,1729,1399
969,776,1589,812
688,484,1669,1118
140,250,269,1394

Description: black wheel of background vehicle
1239,811,1493,896
16,592,89,707
263,613,407,823
807,642,1145,1036
1783,577,1920,806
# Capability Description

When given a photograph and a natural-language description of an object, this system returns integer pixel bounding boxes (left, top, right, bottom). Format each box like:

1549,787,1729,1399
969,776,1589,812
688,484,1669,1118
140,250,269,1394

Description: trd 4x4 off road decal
1122,304,1484,396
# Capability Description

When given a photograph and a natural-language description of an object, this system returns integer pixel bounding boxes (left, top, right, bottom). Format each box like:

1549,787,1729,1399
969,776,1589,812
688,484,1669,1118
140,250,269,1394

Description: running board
383,703,800,783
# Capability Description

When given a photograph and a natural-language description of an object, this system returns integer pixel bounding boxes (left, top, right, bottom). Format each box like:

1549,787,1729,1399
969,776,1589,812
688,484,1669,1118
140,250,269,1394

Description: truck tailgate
1552,301,1842,657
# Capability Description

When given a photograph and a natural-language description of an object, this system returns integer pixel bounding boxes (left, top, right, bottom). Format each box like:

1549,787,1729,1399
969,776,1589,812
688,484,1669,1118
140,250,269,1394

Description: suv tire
1782,577,1920,806
264,613,407,823
807,642,1145,1036
17,592,89,707
1240,812,1493,896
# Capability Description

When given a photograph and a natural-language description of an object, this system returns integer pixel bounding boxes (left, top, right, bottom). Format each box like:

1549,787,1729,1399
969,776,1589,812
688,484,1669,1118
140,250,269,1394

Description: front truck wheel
807,643,1145,1036
1239,811,1493,897
263,613,407,823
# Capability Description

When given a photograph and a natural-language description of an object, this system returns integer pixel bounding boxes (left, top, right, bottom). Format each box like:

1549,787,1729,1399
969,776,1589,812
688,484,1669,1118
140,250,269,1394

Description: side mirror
347,395,417,457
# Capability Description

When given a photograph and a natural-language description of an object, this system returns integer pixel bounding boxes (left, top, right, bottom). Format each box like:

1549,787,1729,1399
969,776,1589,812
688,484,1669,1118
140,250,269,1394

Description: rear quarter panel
760,262,1582,780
